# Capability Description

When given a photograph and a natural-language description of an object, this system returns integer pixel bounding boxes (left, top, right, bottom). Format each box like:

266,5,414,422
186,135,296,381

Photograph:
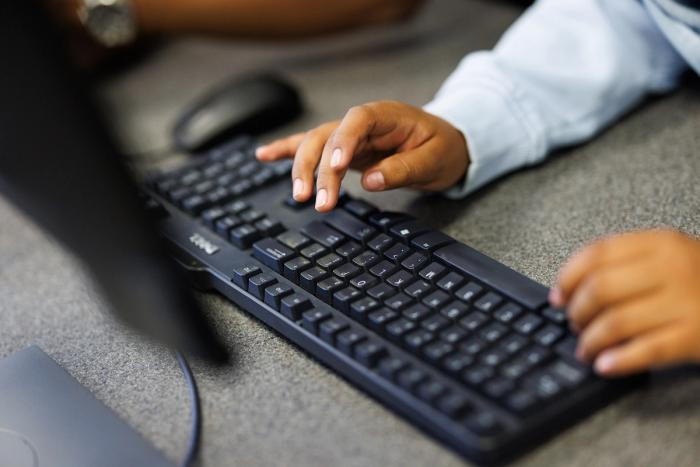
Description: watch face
85,3,135,47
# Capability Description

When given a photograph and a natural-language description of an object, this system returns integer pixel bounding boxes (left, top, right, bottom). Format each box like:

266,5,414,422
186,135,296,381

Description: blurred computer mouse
173,73,303,154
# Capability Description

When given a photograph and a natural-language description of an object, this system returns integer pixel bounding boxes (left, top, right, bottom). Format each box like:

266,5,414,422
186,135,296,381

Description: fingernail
331,148,342,168
315,188,327,210
595,353,615,374
293,178,304,199
365,171,385,190
549,287,562,307
255,146,267,159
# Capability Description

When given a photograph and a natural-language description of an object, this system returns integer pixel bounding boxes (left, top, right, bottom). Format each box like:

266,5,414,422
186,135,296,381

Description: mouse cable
175,351,202,467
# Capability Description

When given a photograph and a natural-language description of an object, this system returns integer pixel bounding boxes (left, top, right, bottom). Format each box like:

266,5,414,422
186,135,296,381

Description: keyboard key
280,293,312,320
493,302,524,323
555,336,578,360
385,293,414,311
474,292,503,312
264,283,294,310
455,282,483,302
384,243,412,263
549,360,589,387
419,262,446,283
464,411,502,436
201,207,227,227
336,241,362,259
215,215,242,236
301,309,332,334
440,301,469,320
248,273,277,299
230,224,260,249
484,378,514,400
324,210,377,243
386,270,413,288
232,264,261,289
332,286,362,312
397,368,428,391
421,314,450,333
441,352,473,374
522,345,551,366
499,334,528,355
534,324,564,347
317,253,344,270
367,234,394,253
422,340,454,362
353,251,380,268
343,199,377,219
501,358,531,380
367,283,396,301
480,348,507,366
317,276,345,303
240,209,265,224
368,211,413,231
367,308,399,331
440,326,468,345
505,390,538,414
254,217,285,237
319,318,350,345
386,318,417,340
417,380,447,403
369,260,398,279
401,252,429,273
422,290,450,309
525,371,562,400
253,238,296,273
460,311,488,331
350,272,378,290
354,340,387,367
299,266,328,292
460,337,487,356
378,357,408,381
390,221,431,241
336,329,367,356
513,313,544,335
333,263,361,280
302,221,346,248
349,297,380,321
403,303,432,322
542,306,567,324
300,243,327,260
404,280,431,298
411,231,454,252
437,393,470,419
462,365,494,386
227,179,251,196
225,200,249,215
479,322,508,343
283,257,312,283
404,329,435,352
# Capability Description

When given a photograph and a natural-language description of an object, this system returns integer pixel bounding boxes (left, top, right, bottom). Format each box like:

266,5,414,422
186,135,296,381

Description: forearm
426,0,687,198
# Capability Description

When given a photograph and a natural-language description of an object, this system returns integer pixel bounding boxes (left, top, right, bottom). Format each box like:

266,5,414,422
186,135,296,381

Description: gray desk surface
2,0,700,465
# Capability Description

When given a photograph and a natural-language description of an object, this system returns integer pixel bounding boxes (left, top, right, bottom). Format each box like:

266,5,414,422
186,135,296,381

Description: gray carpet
2,0,700,465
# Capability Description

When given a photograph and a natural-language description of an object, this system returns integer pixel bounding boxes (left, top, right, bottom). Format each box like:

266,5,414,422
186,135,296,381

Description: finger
553,233,652,307
291,125,335,202
314,130,346,212
567,259,662,332
360,139,441,192
255,132,305,161
594,325,691,377
325,103,401,174
576,295,677,362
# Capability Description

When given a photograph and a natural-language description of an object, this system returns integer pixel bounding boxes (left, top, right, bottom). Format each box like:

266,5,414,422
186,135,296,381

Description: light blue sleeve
424,0,688,198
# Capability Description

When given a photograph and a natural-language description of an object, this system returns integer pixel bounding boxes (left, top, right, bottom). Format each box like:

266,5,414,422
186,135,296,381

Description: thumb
361,141,439,191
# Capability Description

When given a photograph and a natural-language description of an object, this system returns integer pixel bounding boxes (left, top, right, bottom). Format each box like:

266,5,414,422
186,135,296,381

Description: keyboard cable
175,351,203,467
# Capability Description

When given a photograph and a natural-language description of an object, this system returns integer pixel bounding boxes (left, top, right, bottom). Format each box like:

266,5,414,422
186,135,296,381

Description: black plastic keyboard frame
144,139,640,465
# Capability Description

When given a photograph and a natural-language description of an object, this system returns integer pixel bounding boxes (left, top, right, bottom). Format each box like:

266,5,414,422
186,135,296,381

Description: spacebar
434,243,548,310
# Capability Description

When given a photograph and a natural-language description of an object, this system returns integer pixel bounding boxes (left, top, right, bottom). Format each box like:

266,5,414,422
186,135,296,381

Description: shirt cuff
423,53,546,199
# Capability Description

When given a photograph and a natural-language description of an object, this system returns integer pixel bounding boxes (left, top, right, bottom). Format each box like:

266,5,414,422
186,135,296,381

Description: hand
256,101,469,212
550,230,700,377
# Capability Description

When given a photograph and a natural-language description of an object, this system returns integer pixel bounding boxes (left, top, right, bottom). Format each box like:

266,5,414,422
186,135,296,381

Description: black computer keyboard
144,137,638,465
